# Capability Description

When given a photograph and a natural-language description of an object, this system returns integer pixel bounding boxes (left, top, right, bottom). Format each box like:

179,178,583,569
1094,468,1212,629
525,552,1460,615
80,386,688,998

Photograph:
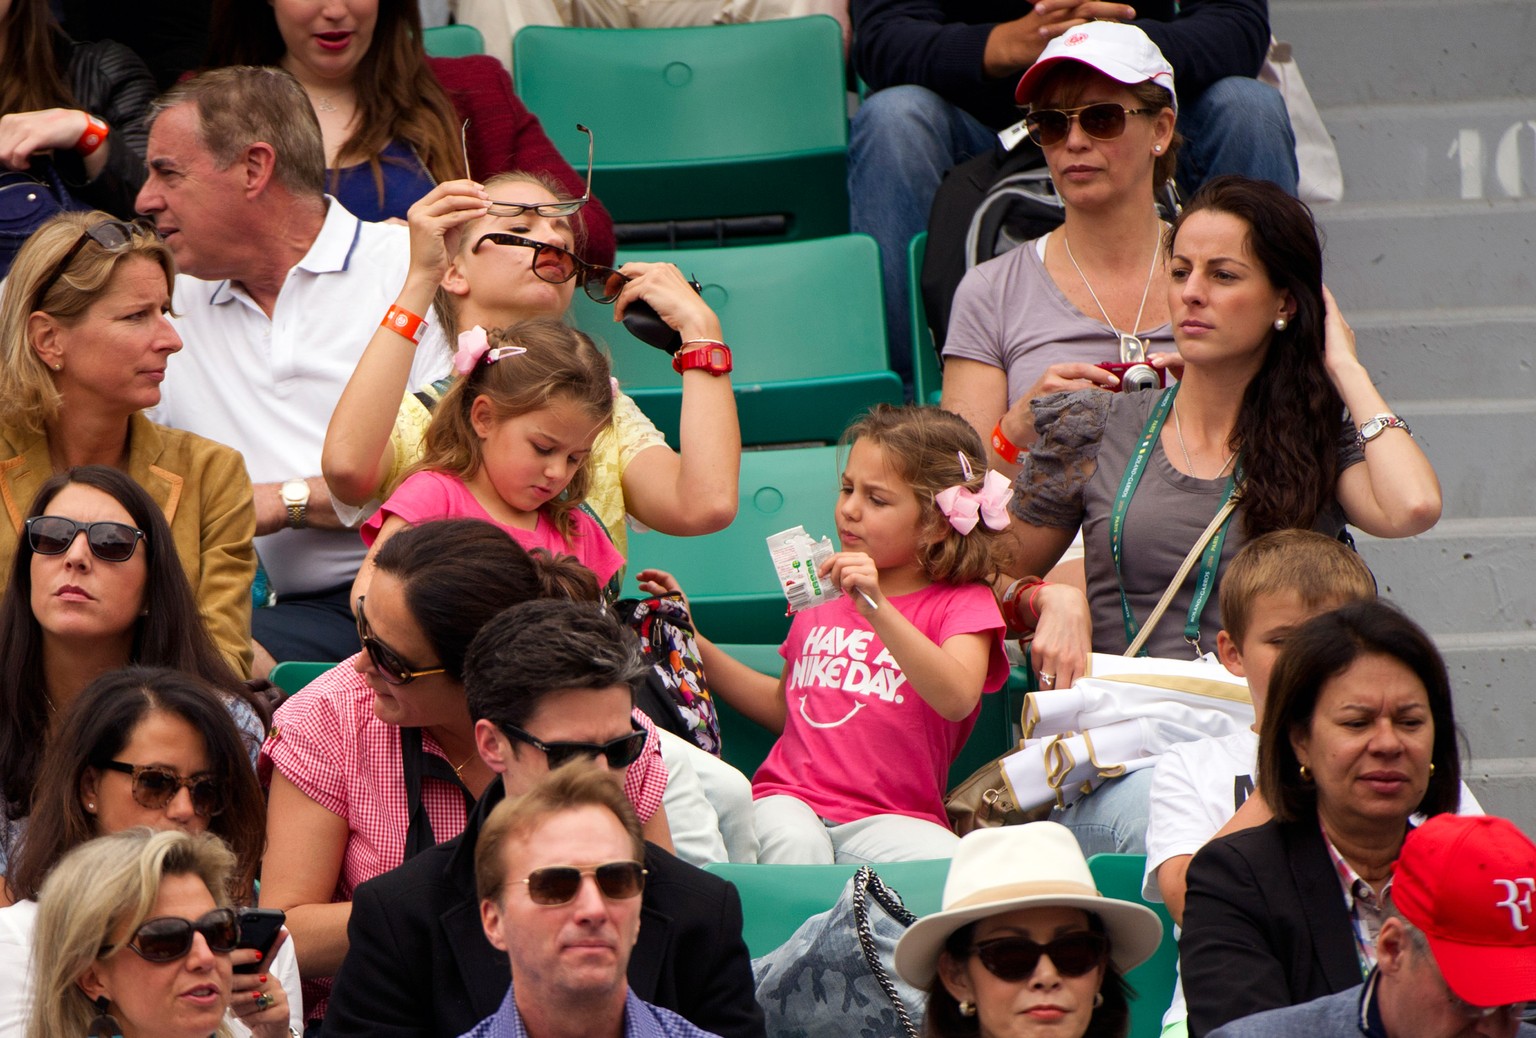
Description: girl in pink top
357,317,623,601
646,405,1012,863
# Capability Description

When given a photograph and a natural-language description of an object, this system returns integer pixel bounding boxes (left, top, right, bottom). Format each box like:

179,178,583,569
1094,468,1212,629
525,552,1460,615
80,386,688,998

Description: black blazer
324,783,766,1038
1181,819,1364,1038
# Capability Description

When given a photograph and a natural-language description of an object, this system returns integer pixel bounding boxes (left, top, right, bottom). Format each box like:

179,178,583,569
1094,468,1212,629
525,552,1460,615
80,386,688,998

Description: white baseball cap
1014,21,1177,114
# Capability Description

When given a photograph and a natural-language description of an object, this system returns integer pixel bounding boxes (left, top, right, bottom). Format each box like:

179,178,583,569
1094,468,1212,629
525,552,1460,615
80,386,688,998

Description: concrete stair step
1351,307,1536,400
1462,763,1536,824
1355,519,1536,634
1433,632,1536,760
1387,400,1536,519
1322,97,1536,204
1270,0,1536,108
1314,198,1536,312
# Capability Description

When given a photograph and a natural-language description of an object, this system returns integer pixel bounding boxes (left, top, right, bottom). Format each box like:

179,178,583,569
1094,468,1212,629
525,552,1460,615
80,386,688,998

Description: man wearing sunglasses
1204,815,1536,1038
134,66,451,674
326,600,764,1038
848,0,1296,377
468,764,721,1038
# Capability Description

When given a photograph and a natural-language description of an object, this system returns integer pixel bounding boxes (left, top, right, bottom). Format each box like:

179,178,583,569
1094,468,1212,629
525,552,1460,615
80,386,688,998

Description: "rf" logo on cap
1493,878,1536,931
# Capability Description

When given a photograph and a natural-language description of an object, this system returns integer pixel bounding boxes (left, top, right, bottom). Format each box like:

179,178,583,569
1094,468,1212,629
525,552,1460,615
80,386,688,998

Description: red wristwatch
672,342,732,375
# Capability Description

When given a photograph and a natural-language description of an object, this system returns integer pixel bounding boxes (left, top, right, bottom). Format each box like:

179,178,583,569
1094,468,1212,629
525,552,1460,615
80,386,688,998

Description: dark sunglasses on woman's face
354,595,446,686
971,932,1109,981
499,720,647,770
98,760,227,817
520,861,647,905
462,120,594,218
25,515,145,562
31,218,160,314
1024,103,1159,148
471,232,628,304
106,907,241,963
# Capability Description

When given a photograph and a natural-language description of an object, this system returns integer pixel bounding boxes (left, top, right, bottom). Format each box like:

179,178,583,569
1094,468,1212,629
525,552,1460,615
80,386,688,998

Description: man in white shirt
136,66,448,672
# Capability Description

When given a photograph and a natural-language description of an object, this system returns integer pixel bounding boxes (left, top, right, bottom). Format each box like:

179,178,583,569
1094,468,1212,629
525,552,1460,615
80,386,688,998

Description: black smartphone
234,907,286,975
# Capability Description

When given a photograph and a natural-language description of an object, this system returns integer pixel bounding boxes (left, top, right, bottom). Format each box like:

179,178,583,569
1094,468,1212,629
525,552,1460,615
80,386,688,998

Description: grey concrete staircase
1271,0,1536,826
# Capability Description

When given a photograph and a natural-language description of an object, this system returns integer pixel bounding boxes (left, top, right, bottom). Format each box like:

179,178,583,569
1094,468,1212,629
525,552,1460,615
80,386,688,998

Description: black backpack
920,138,1065,351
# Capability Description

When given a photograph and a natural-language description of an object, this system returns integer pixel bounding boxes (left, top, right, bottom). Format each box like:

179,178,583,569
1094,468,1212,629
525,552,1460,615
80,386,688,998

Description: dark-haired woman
894,821,1163,1038
0,666,299,1037
1004,176,1441,691
258,519,669,1024
0,467,268,896
1180,600,1474,1037
0,0,157,238
203,0,614,259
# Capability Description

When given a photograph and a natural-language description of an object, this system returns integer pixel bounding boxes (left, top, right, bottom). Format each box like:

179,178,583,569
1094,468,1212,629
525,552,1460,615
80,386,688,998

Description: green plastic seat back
621,444,840,644
705,858,953,958
909,231,943,406
709,643,784,777
572,235,898,445
1087,853,1180,1038
422,24,485,57
512,17,848,241
269,661,334,698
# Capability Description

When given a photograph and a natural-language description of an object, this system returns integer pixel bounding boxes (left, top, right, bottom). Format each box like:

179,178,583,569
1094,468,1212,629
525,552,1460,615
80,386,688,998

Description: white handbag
1260,36,1344,204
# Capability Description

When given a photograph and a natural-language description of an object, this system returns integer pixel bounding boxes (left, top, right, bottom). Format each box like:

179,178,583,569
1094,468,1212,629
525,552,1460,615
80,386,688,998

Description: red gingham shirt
260,656,668,1018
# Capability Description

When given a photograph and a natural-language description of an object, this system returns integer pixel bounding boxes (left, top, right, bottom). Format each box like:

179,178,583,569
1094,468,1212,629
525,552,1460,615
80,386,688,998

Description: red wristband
992,420,1023,466
1001,576,1045,631
1028,580,1053,620
381,304,427,344
75,114,109,157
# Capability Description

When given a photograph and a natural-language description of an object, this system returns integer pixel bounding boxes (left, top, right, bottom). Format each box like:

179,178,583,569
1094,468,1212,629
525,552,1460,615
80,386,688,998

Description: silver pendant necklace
1063,224,1162,359
1172,401,1236,480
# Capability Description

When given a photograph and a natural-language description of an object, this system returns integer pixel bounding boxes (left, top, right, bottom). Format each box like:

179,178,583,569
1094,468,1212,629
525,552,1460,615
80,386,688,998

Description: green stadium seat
909,232,943,406
705,858,952,958
1088,853,1180,1038
621,444,840,644
268,660,334,699
572,235,900,446
512,17,848,244
422,24,485,57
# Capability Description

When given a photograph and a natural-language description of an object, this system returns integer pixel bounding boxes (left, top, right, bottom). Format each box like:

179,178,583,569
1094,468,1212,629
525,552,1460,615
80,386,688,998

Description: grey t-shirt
942,236,1175,407
1013,390,1365,659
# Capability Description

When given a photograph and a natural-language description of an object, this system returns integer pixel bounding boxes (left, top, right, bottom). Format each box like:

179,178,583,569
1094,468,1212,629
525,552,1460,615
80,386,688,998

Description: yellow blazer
0,413,256,675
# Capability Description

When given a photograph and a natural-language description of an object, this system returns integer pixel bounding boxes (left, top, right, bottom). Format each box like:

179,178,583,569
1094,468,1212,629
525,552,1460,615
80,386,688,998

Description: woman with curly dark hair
1002,175,1440,690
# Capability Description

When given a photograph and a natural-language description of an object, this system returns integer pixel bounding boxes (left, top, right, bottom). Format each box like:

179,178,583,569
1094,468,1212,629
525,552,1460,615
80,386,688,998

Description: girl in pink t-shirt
642,405,1012,863
357,318,623,602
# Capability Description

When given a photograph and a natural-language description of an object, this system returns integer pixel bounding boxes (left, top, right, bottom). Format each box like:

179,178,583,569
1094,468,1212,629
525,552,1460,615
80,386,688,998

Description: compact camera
1097,333,1164,393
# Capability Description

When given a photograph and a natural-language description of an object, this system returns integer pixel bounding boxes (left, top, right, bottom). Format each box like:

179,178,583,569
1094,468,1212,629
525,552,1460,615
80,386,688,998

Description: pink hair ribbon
451,325,526,375
935,470,1014,535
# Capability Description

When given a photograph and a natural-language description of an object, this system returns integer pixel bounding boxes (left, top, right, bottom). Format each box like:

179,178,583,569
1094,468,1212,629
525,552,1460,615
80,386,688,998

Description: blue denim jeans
848,85,999,387
1174,75,1299,196
1050,766,1155,857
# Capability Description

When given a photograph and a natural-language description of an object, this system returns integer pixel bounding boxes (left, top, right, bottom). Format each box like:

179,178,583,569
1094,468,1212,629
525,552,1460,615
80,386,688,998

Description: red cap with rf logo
1391,814,1536,1007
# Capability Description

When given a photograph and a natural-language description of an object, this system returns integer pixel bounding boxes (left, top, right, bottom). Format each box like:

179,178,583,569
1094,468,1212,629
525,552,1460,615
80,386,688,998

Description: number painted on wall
1450,123,1536,199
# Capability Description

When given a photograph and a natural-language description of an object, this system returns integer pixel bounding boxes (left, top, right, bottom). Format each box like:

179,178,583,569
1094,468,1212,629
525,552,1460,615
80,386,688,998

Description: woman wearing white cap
895,821,1164,1038
942,21,1180,478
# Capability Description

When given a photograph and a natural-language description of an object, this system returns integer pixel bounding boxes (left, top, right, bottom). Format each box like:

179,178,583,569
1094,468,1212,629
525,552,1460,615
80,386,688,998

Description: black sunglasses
500,720,647,770
99,760,227,817
107,907,241,963
970,932,1109,981
355,595,446,685
464,121,594,218
1024,103,1159,147
26,515,145,562
521,861,647,905
31,218,160,314
470,232,628,304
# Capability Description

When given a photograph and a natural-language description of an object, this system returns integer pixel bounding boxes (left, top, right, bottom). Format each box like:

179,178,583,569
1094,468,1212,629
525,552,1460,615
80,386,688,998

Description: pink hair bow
935,470,1014,535
451,325,526,375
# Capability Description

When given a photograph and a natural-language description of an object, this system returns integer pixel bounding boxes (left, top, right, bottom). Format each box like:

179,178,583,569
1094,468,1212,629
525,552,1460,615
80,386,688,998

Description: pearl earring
958,1001,976,1018
1273,317,1288,331
1093,993,1105,1009
1153,145,1163,153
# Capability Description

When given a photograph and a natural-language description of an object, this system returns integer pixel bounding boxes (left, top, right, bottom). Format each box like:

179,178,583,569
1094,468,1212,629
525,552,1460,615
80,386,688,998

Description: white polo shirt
154,198,450,596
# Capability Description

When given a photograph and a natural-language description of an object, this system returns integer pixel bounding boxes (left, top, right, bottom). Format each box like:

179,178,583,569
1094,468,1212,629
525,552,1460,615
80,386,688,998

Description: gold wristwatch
280,478,310,529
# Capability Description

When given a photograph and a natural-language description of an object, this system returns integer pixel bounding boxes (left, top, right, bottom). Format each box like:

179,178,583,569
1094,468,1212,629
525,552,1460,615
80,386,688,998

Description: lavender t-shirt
943,236,1175,407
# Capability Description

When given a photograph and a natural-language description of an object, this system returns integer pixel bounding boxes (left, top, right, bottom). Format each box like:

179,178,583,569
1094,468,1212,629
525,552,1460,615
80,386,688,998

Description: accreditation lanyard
1109,385,1241,655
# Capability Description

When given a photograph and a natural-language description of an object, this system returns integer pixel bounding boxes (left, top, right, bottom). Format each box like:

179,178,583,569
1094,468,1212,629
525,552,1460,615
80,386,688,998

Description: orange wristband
381,305,427,344
992,420,1023,465
75,114,109,157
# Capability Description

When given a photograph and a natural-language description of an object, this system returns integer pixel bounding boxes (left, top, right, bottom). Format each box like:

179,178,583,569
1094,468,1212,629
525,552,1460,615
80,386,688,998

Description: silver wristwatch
1354,413,1411,452
280,478,310,529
